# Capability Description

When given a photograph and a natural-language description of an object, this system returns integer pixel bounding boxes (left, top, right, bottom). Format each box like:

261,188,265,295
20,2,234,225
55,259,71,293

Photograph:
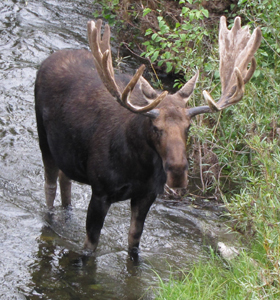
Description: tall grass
155,256,262,299
154,137,280,299
151,1,280,298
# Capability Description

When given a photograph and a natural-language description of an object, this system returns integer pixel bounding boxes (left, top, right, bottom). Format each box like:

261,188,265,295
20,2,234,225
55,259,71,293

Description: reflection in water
30,226,98,299
29,224,148,300
0,1,240,299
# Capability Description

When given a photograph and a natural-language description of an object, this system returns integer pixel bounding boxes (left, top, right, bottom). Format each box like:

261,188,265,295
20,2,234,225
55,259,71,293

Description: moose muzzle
164,139,189,188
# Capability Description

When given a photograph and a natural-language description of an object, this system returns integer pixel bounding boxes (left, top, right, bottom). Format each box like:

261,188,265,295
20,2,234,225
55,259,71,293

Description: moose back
35,17,261,256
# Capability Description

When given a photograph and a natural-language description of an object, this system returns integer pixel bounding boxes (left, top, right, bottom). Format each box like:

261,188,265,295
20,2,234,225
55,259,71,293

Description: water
0,1,239,299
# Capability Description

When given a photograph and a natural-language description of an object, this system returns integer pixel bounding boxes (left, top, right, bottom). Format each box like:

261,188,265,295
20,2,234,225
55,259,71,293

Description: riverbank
94,1,280,299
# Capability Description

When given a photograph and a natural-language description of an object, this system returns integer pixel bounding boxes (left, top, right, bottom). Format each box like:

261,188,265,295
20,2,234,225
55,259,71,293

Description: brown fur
35,49,197,256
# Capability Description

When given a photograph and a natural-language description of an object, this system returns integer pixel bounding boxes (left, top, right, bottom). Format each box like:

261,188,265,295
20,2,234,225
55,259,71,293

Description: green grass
155,256,260,300
155,253,279,300
154,138,280,300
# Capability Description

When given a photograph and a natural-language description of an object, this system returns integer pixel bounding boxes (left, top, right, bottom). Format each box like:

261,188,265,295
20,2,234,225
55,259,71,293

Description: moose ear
139,76,159,104
175,71,199,105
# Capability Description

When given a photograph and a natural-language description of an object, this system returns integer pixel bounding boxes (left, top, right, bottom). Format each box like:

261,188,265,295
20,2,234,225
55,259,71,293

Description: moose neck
107,112,164,194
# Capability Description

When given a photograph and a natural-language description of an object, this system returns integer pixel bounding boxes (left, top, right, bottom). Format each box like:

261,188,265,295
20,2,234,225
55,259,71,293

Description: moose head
87,16,262,189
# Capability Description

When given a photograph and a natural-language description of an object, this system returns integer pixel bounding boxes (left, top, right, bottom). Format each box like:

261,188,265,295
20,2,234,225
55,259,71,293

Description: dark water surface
0,1,237,299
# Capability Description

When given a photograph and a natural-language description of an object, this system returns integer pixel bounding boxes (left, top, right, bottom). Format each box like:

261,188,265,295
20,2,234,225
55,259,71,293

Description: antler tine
98,21,114,78
243,57,256,84
87,21,105,78
87,20,167,114
87,20,121,99
121,65,168,113
203,16,262,111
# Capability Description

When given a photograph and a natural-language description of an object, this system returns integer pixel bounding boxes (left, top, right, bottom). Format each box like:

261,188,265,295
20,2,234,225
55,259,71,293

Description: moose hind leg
84,194,111,252
43,156,59,208
128,193,157,256
59,170,72,207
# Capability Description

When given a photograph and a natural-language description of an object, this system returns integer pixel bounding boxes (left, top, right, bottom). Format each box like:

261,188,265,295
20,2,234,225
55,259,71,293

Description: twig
121,42,150,63
198,141,205,192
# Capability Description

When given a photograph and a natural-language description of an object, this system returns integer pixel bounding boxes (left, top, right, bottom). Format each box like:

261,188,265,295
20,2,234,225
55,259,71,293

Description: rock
217,242,239,260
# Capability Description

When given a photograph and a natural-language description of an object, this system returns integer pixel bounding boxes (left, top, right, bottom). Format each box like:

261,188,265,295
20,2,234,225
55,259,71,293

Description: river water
0,1,238,299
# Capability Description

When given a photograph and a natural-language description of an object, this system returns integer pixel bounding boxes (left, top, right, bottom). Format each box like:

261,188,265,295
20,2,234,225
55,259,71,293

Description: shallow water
0,1,238,299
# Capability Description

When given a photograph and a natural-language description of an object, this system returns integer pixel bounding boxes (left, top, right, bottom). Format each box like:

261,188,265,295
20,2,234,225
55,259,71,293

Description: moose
35,16,261,256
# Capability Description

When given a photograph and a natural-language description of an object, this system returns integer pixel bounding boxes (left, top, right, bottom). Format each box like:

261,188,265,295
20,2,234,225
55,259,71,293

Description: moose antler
202,16,262,112
87,20,167,114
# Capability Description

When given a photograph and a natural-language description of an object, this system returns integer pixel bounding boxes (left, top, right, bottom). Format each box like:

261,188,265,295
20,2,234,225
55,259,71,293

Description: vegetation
141,1,209,75
155,139,280,299
93,0,280,298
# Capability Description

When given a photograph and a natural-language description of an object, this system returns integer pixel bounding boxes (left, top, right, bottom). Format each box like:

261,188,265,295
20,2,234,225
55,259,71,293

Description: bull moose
35,16,262,256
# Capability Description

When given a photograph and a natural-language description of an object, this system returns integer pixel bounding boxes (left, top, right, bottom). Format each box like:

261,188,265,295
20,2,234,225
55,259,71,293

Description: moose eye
153,126,163,138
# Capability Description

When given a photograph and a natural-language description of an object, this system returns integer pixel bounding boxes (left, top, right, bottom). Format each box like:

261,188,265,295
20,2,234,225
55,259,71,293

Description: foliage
92,0,212,86
237,0,280,68
174,0,280,194
141,0,280,299
227,137,280,273
141,0,210,81
92,2,280,298
92,0,121,25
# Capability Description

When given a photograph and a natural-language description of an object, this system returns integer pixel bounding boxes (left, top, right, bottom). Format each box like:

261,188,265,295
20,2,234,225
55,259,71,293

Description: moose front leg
128,193,157,257
84,194,111,252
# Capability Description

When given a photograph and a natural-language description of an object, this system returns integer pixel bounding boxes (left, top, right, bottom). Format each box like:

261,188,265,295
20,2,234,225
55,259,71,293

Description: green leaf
159,20,165,29
182,7,189,15
254,70,261,77
155,36,163,43
182,23,191,30
145,28,153,36
195,10,202,20
166,62,173,73
157,16,163,22
143,8,152,17
151,50,160,62
152,33,158,40
202,9,209,18
164,52,171,59
261,51,269,57
189,11,194,22
179,33,187,42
